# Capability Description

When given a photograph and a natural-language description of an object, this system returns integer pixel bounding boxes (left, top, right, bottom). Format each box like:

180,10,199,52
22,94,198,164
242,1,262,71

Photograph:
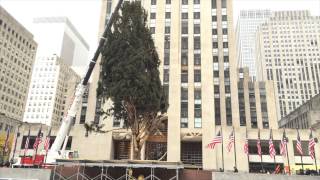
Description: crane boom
47,0,124,163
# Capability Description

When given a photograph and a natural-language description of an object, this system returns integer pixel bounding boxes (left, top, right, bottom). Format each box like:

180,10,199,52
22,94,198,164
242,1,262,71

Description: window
194,104,202,118
164,36,170,49
194,70,201,82
182,13,188,19
214,85,219,94
165,26,171,34
193,12,200,19
222,15,227,21
194,54,201,65
194,24,200,34
150,13,156,19
181,102,188,118
212,16,217,21
212,29,217,35
222,28,228,35
213,56,218,62
164,69,169,82
151,0,156,5
212,42,218,48
223,42,228,48
212,0,216,8
194,37,201,50
194,89,201,99
181,52,188,65
194,0,200,4
150,27,155,34
221,0,227,8
182,37,188,49
182,0,188,5
223,56,229,62
165,12,171,19
181,70,188,83
215,98,221,125
182,21,188,34
293,141,309,156
164,52,170,65
166,0,171,4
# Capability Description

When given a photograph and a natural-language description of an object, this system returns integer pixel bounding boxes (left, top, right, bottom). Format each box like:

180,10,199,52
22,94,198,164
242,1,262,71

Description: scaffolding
52,159,183,180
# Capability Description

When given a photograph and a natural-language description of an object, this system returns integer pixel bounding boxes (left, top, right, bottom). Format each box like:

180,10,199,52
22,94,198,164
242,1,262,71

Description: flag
257,130,262,157
280,130,287,157
244,138,249,155
3,126,11,153
44,127,52,152
227,129,234,152
33,127,43,151
24,128,31,154
296,130,303,156
207,130,222,149
308,129,316,159
274,164,281,174
269,130,276,158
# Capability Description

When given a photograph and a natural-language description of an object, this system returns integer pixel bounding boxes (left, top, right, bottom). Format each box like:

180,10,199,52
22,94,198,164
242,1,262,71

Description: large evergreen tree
97,1,168,160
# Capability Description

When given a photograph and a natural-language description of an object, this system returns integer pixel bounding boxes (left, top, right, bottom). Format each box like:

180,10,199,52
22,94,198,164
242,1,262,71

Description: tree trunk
132,133,142,160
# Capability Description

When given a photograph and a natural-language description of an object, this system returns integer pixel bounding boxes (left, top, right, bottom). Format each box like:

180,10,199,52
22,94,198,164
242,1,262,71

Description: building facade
236,10,271,77
0,6,37,122
32,17,89,71
256,10,320,119
23,55,81,126
279,93,320,130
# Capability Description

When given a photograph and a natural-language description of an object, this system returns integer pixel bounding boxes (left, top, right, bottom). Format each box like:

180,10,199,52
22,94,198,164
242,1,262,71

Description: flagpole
33,124,42,166
23,125,30,164
233,127,237,169
246,127,250,172
221,126,224,171
297,129,304,173
271,129,276,173
258,129,264,173
311,129,318,173
11,125,21,164
284,129,290,175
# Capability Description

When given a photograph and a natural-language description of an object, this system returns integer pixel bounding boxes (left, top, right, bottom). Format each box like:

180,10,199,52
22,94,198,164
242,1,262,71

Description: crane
46,0,124,163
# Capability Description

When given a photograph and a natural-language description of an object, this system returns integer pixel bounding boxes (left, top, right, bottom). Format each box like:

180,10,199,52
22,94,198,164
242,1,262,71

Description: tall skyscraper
236,10,271,77
23,55,80,126
32,17,89,70
79,0,279,170
0,6,37,121
256,10,320,119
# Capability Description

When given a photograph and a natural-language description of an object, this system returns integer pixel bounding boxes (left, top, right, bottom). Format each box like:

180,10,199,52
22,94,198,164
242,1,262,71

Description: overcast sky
1,0,320,60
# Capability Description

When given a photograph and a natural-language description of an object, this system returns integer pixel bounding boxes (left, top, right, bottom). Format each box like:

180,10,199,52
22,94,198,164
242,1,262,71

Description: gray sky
1,0,320,59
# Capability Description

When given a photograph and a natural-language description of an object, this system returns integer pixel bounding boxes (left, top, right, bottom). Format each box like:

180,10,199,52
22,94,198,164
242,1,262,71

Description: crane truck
46,0,124,163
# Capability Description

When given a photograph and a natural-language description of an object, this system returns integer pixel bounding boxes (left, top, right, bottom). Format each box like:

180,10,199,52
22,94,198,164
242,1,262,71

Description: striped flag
296,129,303,156
244,138,249,155
3,126,11,153
308,129,316,159
44,127,52,152
280,129,287,157
269,129,276,158
33,127,43,151
24,128,31,154
257,130,262,157
206,130,222,149
227,129,234,152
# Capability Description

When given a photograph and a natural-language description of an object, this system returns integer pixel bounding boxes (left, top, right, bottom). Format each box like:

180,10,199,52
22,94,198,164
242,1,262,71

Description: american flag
269,138,276,158
24,128,31,154
280,130,287,157
227,129,234,152
206,131,222,149
244,138,249,155
44,127,52,152
33,127,43,151
296,130,303,156
3,126,11,153
257,130,262,157
308,130,316,159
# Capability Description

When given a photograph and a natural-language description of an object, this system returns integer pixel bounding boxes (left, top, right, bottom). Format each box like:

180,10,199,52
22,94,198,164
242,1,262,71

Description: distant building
236,10,271,77
256,10,320,119
23,55,81,126
279,93,320,130
32,17,89,70
0,6,37,121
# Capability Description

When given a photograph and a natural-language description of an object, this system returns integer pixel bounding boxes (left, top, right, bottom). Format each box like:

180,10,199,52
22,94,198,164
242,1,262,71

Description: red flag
309,129,316,159
257,130,262,157
33,127,43,151
44,127,52,152
24,128,31,154
227,129,234,152
280,130,287,157
269,130,276,158
244,138,249,155
206,131,222,149
296,130,303,156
